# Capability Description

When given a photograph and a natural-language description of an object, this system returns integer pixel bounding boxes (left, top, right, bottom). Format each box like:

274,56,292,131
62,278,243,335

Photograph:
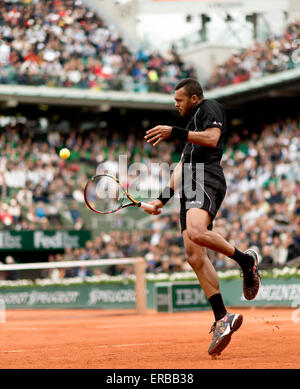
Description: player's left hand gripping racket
84,174,161,214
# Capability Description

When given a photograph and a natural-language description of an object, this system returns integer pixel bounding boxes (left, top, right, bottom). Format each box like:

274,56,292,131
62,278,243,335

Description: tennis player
144,78,261,357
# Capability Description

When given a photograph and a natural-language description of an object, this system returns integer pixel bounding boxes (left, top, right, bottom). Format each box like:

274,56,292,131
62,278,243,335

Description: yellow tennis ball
59,148,70,159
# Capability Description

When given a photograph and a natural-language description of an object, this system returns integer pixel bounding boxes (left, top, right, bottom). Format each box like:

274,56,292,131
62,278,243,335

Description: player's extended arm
145,125,221,148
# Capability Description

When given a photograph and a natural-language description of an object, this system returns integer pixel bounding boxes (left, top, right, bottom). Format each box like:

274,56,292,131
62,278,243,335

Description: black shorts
179,169,226,233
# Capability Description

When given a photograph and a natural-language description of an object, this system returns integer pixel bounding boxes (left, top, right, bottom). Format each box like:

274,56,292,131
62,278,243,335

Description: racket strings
86,175,125,213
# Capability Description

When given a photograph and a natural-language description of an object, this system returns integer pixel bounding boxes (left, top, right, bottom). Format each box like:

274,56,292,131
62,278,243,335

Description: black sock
230,248,254,271
208,293,227,322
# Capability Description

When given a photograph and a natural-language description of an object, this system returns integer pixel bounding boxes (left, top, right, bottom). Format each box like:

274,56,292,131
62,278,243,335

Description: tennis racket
84,174,161,214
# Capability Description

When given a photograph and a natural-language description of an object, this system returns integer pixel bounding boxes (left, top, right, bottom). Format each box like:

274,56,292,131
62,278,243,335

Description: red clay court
1,307,299,369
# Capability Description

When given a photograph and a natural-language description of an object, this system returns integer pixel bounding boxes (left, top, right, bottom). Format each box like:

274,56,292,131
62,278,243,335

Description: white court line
97,342,170,349
4,327,40,331
2,317,293,332
0,347,61,354
95,321,200,329
0,350,27,353
0,343,170,354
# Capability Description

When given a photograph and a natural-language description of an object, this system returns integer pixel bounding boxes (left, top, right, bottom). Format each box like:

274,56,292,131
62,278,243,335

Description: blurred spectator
3,255,19,280
33,186,48,203
271,235,288,266
64,246,78,278
69,203,80,223
286,232,300,263
16,187,33,207
260,245,274,266
74,217,84,230
0,202,13,227
8,199,21,222
35,201,47,220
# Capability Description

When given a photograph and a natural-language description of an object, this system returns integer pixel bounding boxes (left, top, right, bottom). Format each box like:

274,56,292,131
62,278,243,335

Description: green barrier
156,278,300,312
155,283,171,312
230,278,300,307
155,282,210,312
0,277,300,310
0,283,136,309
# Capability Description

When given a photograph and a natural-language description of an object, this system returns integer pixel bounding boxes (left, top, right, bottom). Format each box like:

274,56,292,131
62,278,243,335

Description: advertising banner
0,278,299,310
0,231,91,251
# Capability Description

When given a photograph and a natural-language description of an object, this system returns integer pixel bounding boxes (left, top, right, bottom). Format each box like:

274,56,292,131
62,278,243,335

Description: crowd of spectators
0,0,299,93
205,20,300,90
0,0,196,93
1,114,299,277
1,0,300,95
0,122,87,230
0,116,182,231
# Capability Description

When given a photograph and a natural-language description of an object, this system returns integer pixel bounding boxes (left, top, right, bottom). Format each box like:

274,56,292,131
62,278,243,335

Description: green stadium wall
0,278,299,310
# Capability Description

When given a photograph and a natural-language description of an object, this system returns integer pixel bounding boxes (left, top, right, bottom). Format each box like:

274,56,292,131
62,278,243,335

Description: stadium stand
0,0,196,93
1,0,299,94
205,20,300,90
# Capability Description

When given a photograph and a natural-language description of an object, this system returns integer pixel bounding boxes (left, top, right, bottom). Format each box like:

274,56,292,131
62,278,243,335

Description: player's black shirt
173,99,227,182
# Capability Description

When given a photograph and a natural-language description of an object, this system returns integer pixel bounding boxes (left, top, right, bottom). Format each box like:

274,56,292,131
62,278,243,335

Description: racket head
84,174,127,214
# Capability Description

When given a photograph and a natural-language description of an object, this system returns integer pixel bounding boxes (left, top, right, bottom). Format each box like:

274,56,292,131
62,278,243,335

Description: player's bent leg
182,230,220,299
186,208,261,300
182,230,243,357
185,208,235,257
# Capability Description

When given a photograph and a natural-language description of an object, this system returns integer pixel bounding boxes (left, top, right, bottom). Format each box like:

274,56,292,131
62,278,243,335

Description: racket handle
139,202,162,214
